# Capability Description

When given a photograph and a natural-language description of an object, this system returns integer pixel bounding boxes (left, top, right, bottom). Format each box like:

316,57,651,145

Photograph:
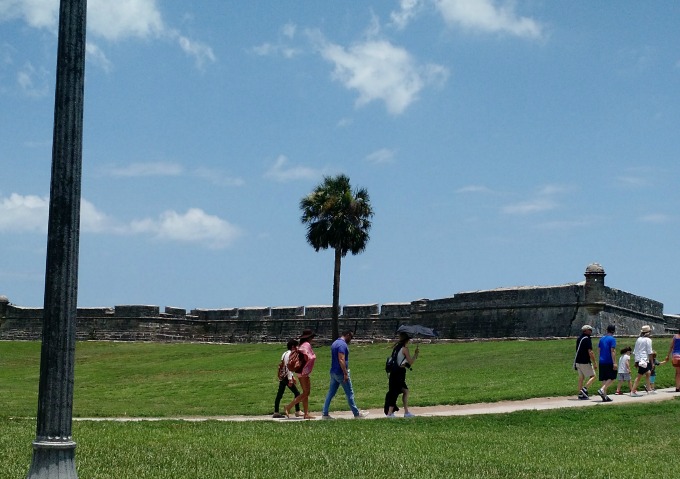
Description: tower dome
585,263,605,275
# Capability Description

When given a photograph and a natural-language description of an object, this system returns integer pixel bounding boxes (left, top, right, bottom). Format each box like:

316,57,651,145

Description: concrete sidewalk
74,387,679,423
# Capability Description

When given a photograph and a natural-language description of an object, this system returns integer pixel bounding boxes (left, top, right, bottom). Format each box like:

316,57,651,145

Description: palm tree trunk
331,247,342,340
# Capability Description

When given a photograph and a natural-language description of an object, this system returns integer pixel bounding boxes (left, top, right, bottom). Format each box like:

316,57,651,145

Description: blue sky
1,1,679,314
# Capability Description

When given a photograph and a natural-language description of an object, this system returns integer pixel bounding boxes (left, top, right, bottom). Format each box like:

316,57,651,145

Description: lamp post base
26,440,78,479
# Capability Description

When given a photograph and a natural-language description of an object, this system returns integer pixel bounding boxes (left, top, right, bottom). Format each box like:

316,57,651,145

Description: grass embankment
1,339,677,478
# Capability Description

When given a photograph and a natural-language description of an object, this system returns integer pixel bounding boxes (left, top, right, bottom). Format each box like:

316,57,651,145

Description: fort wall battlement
1,264,677,343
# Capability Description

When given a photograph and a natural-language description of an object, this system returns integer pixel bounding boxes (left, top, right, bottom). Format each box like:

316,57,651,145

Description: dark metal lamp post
26,1,87,478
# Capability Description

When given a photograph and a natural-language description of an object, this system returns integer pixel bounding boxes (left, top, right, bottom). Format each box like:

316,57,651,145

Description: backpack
385,344,403,373
287,347,306,374
277,358,287,381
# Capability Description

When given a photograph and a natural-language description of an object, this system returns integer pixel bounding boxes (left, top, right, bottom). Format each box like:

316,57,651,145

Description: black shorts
636,363,651,376
599,363,617,381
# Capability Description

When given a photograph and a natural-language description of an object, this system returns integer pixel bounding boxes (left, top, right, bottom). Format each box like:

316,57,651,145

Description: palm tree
300,174,374,340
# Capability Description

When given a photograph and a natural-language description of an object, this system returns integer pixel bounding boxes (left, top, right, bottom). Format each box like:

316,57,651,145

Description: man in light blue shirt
322,330,368,419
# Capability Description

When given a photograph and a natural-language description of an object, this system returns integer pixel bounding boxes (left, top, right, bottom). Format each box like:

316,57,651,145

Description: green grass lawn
2,338,674,417
1,339,677,478
2,402,678,478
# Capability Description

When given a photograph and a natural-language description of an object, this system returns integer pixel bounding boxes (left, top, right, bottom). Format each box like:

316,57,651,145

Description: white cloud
1,41,15,65
251,23,302,59
177,34,216,69
130,208,242,249
80,197,117,233
86,42,112,72
435,0,543,39
0,193,49,232
17,61,49,98
616,175,651,188
456,185,494,194
638,213,672,224
0,193,116,234
0,193,241,249
365,148,396,164
502,197,556,215
88,0,164,41
100,162,244,187
337,117,353,128
0,0,163,38
192,167,245,187
501,184,568,215
282,23,297,39
536,184,571,195
390,0,425,30
317,36,448,115
264,155,321,182
0,0,215,69
535,219,594,230
102,162,184,178
0,0,57,30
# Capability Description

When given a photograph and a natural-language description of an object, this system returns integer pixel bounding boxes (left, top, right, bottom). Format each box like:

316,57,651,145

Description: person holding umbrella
384,331,419,417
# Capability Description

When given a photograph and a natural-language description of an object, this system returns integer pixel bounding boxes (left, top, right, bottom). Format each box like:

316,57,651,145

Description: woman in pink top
285,329,317,419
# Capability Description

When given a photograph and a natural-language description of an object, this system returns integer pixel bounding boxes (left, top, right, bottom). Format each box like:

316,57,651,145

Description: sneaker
386,413,396,418
614,391,622,395
321,415,334,420
578,394,589,400
644,385,650,393
630,391,641,397
272,412,286,418
404,412,415,418
650,389,657,394
580,387,589,399
603,396,613,402
295,411,304,417
597,388,606,400
354,410,369,419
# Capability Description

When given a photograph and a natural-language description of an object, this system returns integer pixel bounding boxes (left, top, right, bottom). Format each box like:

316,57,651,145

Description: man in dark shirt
575,324,598,399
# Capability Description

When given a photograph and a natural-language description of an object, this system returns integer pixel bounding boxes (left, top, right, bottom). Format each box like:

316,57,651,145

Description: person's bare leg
632,373,642,394
585,375,596,390
402,388,409,414
300,376,314,419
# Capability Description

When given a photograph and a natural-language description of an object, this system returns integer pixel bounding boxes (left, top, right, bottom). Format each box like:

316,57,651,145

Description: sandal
283,407,291,418
303,414,316,420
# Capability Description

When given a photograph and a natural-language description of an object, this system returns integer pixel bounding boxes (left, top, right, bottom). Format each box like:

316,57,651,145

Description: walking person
384,332,419,417
574,325,597,400
631,325,654,397
663,331,680,392
284,329,317,419
647,351,665,392
615,346,633,395
273,339,302,418
321,330,369,419
596,324,617,402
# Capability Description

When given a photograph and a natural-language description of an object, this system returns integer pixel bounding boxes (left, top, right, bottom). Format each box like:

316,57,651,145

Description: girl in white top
631,325,654,396
615,347,632,395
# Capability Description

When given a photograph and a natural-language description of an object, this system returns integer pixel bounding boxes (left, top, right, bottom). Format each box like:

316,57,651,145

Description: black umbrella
396,324,439,338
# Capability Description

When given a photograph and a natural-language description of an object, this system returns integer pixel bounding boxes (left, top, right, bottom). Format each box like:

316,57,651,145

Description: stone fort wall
1,264,678,343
